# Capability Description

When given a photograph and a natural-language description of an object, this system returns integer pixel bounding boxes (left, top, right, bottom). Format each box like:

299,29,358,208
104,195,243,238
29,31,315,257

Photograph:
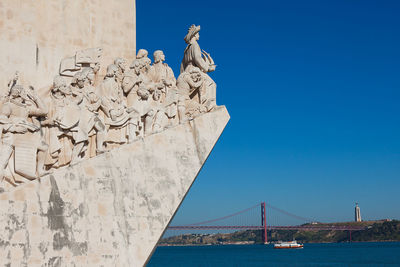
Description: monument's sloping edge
144,106,230,266
0,106,229,267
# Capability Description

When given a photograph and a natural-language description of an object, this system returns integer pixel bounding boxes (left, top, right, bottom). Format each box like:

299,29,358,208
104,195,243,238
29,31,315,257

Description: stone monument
0,1,229,266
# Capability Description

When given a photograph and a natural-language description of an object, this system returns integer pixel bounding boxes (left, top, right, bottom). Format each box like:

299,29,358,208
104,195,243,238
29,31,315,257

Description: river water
148,242,400,266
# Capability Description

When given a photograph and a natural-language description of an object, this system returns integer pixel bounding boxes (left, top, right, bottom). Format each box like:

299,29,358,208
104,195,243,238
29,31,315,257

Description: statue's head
136,49,148,59
189,67,202,82
141,57,151,72
10,85,24,98
184,25,201,44
75,72,86,89
82,67,95,85
131,59,141,74
60,85,72,96
106,64,119,78
137,86,149,100
53,75,66,90
153,50,165,63
114,58,126,72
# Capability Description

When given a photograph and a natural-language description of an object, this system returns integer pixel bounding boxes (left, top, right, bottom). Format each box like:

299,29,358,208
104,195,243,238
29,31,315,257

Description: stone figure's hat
184,25,201,44
136,49,149,59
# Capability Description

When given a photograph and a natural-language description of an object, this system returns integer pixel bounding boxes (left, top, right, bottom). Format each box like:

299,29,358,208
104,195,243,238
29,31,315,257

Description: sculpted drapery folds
149,50,188,127
0,24,218,188
98,64,139,144
0,77,48,184
72,69,106,157
180,24,217,112
43,75,88,168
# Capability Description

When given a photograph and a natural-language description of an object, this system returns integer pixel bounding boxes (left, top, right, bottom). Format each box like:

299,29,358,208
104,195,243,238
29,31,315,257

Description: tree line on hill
160,220,400,245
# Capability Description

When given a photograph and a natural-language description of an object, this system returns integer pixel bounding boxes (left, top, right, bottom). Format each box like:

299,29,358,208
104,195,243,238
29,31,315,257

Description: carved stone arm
40,117,55,127
72,91,84,105
0,115,8,139
87,100,101,113
193,44,211,73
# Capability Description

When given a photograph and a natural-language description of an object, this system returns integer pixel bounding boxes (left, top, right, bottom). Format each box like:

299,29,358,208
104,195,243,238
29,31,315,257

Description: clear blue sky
137,0,400,225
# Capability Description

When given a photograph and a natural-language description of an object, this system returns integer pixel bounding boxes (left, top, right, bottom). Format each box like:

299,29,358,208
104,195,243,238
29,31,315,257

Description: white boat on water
274,240,304,249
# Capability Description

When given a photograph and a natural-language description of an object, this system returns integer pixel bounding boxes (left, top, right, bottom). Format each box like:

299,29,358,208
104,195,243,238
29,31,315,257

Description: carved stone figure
181,25,217,111
149,50,185,127
72,70,106,156
149,50,176,98
177,66,206,119
0,23,220,187
123,55,159,136
136,49,149,60
114,57,127,84
43,75,88,167
98,64,139,144
0,77,48,184
122,60,142,108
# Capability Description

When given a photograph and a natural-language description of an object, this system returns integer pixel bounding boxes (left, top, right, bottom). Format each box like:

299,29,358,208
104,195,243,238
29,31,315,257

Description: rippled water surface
148,242,400,266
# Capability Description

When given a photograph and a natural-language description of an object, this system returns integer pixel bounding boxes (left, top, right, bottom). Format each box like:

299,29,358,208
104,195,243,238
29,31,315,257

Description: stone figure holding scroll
181,25,217,112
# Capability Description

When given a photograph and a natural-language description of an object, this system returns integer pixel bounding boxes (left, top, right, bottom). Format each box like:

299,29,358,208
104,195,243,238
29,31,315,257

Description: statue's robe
180,40,216,106
97,78,130,144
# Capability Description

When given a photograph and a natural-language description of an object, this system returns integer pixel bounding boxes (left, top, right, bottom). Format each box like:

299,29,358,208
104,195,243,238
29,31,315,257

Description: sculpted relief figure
98,64,139,144
43,76,88,168
149,50,186,127
72,70,106,157
123,50,159,137
0,25,220,188
180,25,217,112
114,58,127,84
0,76,48,185
176,66,206,119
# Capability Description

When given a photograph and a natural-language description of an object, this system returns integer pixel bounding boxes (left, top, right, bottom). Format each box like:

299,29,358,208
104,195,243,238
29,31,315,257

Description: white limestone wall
0,0,136,93
0,106,230,267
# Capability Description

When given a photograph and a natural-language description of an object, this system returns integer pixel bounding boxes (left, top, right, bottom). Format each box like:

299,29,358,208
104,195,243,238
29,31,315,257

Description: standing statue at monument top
180,25,217,112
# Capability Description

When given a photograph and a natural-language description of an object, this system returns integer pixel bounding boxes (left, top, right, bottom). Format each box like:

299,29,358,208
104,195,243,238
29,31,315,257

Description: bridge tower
261,202,267,243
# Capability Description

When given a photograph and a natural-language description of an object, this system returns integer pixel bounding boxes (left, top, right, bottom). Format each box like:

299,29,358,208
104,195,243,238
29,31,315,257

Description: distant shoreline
159,240,400,247
160,220,400,246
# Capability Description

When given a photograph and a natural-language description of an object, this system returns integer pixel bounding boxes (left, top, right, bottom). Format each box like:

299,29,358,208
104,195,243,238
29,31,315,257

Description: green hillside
160,220,400,245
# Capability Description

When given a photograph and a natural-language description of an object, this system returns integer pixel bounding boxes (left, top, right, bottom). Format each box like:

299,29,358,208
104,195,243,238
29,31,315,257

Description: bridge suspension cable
265,203,316,223
182,203,260,226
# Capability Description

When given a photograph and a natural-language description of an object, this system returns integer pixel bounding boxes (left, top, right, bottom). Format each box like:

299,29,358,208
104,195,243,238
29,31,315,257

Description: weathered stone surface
0,0,136,93
0,106,230,266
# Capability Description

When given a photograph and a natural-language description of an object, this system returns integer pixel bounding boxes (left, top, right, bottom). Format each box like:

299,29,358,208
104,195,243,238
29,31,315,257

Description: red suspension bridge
168,202,367,242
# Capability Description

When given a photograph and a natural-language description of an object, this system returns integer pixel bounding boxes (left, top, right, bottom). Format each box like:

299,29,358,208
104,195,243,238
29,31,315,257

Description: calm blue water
148,242,400,266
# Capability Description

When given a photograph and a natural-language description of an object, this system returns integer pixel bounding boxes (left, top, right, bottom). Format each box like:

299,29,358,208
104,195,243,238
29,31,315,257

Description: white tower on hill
355,203,362,222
